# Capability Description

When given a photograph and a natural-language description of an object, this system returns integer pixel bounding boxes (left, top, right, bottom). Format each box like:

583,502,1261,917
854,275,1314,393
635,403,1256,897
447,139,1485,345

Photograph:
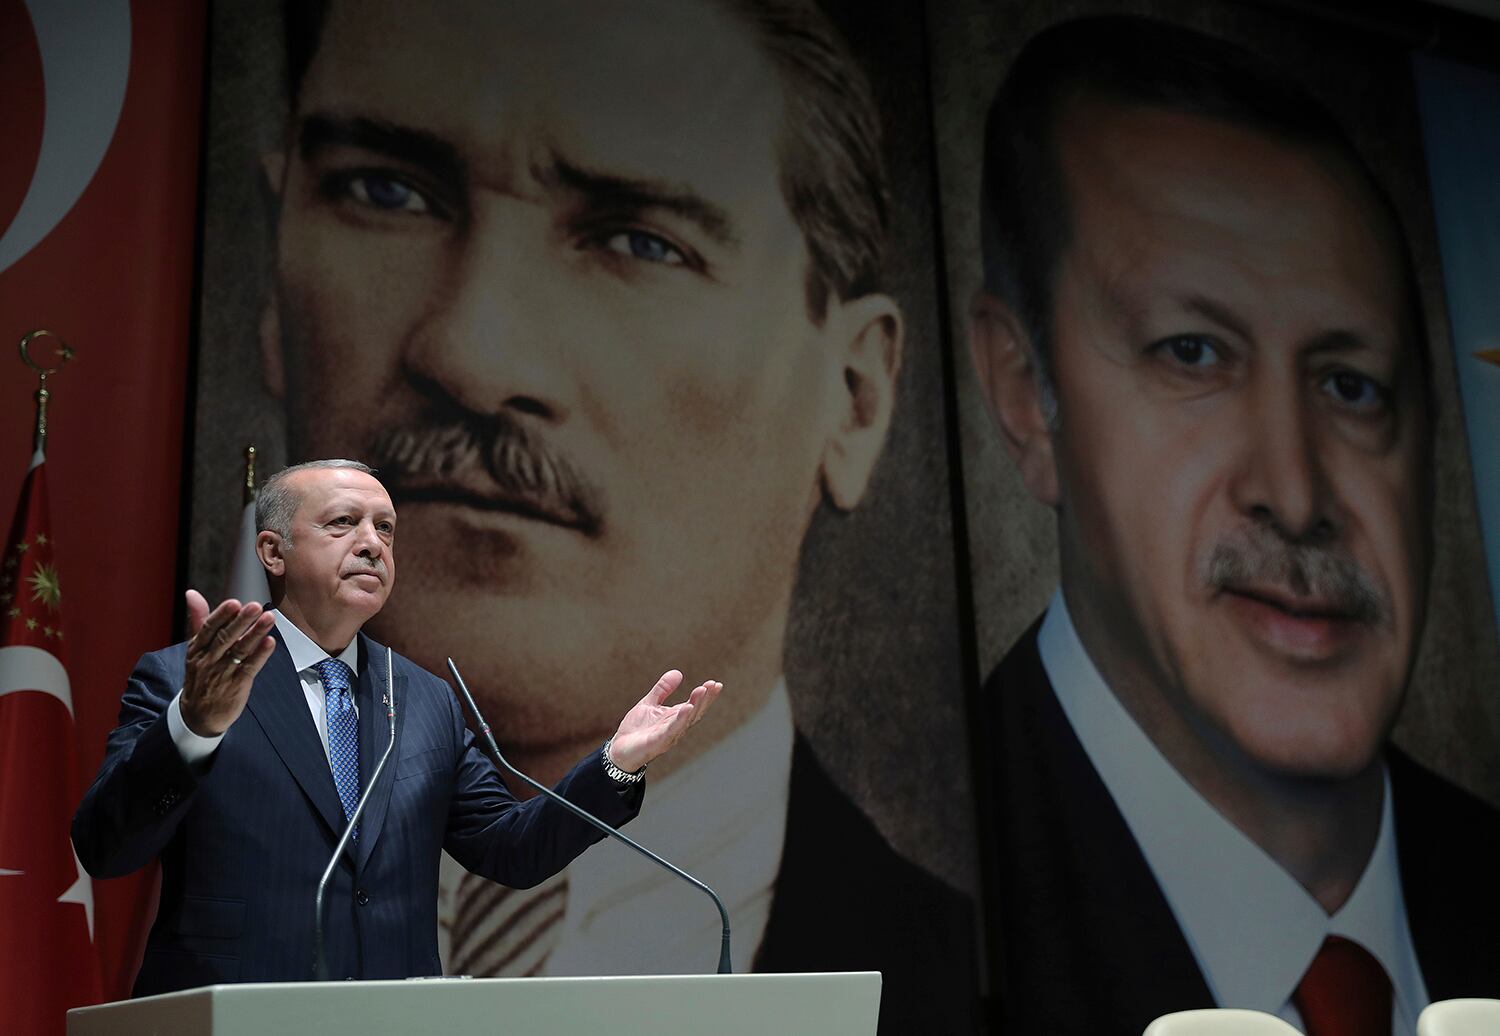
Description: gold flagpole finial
1476,348,1500,370
19,329,74,454
243,445,258,506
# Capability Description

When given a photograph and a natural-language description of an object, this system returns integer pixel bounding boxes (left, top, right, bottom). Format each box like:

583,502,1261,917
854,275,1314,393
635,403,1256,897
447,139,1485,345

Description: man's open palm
607,670,722,774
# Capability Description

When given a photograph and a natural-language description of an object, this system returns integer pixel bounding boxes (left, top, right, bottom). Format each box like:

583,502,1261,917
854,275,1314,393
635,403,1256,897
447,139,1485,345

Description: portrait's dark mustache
1204,528,1391,627
368,415,603,535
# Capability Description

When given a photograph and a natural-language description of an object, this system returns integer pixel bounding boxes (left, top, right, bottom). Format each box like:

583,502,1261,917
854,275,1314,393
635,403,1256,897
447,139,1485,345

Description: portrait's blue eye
605,230,685,266
1322,369,1386,412
348,175,429,213
1155,335,1221,368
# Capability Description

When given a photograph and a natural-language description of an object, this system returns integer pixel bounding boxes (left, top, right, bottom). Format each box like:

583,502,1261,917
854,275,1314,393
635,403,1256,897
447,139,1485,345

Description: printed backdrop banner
932,2,1500,1031
187,2,980,1032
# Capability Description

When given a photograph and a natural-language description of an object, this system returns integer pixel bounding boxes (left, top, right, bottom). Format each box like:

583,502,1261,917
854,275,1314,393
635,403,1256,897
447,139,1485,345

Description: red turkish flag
0,0,206,1005
0,453,102,1034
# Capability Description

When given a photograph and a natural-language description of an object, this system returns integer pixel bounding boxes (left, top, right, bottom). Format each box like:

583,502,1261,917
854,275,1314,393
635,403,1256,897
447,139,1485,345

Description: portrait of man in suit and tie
188,0,979,1031
963,14,1500,1035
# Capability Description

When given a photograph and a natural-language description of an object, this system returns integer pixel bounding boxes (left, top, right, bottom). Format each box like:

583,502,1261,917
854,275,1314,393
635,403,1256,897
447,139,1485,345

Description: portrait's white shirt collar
546,678,793,975
1038,589,1428,1033
273,609,360,676
438,678,795,975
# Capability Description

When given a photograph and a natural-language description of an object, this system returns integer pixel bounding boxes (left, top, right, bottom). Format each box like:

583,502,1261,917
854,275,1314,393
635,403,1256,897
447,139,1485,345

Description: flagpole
19,330,75,455
227,445,271,606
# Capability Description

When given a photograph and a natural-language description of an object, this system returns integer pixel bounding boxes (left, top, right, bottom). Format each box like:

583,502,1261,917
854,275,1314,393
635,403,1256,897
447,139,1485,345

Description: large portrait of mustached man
188,1,984,1033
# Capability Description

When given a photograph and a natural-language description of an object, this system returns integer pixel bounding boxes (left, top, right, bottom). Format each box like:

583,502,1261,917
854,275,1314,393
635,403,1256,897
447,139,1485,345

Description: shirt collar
273,609,360,676
543,678,795,975
1038,589,1426,1025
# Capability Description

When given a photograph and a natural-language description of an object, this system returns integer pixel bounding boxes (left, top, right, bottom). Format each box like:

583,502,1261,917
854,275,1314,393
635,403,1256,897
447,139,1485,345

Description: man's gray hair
255,458,373,544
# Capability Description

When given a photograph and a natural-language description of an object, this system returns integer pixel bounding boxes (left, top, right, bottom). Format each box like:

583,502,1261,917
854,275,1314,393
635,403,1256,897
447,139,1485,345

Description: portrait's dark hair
980,14,1428,390
284,0,890,321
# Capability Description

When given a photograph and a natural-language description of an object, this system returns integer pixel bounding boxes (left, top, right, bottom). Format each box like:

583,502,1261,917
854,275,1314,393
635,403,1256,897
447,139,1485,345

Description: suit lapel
244,630,346,838
1390,749,1500,1001
989,621,1214,1032
353,633,406,871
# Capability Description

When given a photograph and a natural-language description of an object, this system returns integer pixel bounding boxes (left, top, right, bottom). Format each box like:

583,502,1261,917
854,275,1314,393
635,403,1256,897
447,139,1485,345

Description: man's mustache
1204,526,1392,627
342,556,389,581
368,414,604,536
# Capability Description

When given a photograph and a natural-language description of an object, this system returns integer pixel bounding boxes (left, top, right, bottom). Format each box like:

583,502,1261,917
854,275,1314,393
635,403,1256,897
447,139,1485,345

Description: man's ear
970,290,1060,506
820,293,903,511
259,151,288,399
256,530,287,578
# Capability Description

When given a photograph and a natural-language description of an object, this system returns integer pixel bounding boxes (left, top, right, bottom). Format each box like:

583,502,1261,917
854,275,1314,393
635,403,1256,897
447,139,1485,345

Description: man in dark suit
73,459,720,992
967,15,1500,1034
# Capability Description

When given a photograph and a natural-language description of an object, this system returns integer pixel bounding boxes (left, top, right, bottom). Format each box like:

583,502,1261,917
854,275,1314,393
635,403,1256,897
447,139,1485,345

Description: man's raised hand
178,589,277,737
606,670,722,774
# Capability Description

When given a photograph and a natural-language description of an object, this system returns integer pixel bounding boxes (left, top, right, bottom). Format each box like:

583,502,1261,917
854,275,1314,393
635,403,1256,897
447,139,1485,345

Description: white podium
67,972,882,1035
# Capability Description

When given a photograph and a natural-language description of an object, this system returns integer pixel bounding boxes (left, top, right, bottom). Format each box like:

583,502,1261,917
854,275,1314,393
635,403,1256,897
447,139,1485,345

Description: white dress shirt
437,679,795,975
1038,589,1429,1034
167,610,359,765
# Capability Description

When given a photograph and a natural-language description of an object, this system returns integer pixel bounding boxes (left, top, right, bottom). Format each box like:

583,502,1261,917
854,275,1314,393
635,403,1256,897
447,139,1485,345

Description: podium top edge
70,971,883,1013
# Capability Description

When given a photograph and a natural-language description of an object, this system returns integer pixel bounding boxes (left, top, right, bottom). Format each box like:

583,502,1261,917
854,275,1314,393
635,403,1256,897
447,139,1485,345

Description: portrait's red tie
1292,935,1392,1036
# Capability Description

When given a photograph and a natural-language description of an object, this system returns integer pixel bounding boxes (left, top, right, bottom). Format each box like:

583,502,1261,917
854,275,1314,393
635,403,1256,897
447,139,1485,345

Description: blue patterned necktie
313,657,360,840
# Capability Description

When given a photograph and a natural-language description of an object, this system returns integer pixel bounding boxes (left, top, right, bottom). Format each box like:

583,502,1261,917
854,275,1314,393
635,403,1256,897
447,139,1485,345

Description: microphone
312,646,399,981
446,658,733,975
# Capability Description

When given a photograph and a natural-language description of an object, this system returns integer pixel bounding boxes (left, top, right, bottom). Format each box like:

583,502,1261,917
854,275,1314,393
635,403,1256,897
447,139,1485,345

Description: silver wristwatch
601,737,647,784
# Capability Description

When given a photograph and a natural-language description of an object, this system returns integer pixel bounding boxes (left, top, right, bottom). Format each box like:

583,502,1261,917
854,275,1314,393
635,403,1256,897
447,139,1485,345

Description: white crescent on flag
0,0,132,275
0,644,73,716
0,646,80,910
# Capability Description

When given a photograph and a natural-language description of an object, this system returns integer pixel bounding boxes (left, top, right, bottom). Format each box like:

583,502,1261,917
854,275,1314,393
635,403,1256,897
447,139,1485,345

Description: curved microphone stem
446,658,734,975
313,647,398,981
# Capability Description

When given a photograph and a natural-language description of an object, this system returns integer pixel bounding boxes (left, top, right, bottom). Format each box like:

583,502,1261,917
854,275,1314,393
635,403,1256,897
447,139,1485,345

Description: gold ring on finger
228,654,244,665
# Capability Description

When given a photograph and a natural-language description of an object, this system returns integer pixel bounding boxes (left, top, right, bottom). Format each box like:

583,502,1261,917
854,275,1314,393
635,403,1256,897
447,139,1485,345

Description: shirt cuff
167,689,224,765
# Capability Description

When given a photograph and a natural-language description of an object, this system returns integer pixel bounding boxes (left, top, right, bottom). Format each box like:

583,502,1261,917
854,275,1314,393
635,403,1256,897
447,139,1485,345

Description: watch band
601,737,647,784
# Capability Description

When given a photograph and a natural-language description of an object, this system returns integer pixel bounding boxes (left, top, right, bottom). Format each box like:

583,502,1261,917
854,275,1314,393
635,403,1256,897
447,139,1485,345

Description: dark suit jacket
984,619,1500,1035
73,628,642,994
757,736,982,1035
